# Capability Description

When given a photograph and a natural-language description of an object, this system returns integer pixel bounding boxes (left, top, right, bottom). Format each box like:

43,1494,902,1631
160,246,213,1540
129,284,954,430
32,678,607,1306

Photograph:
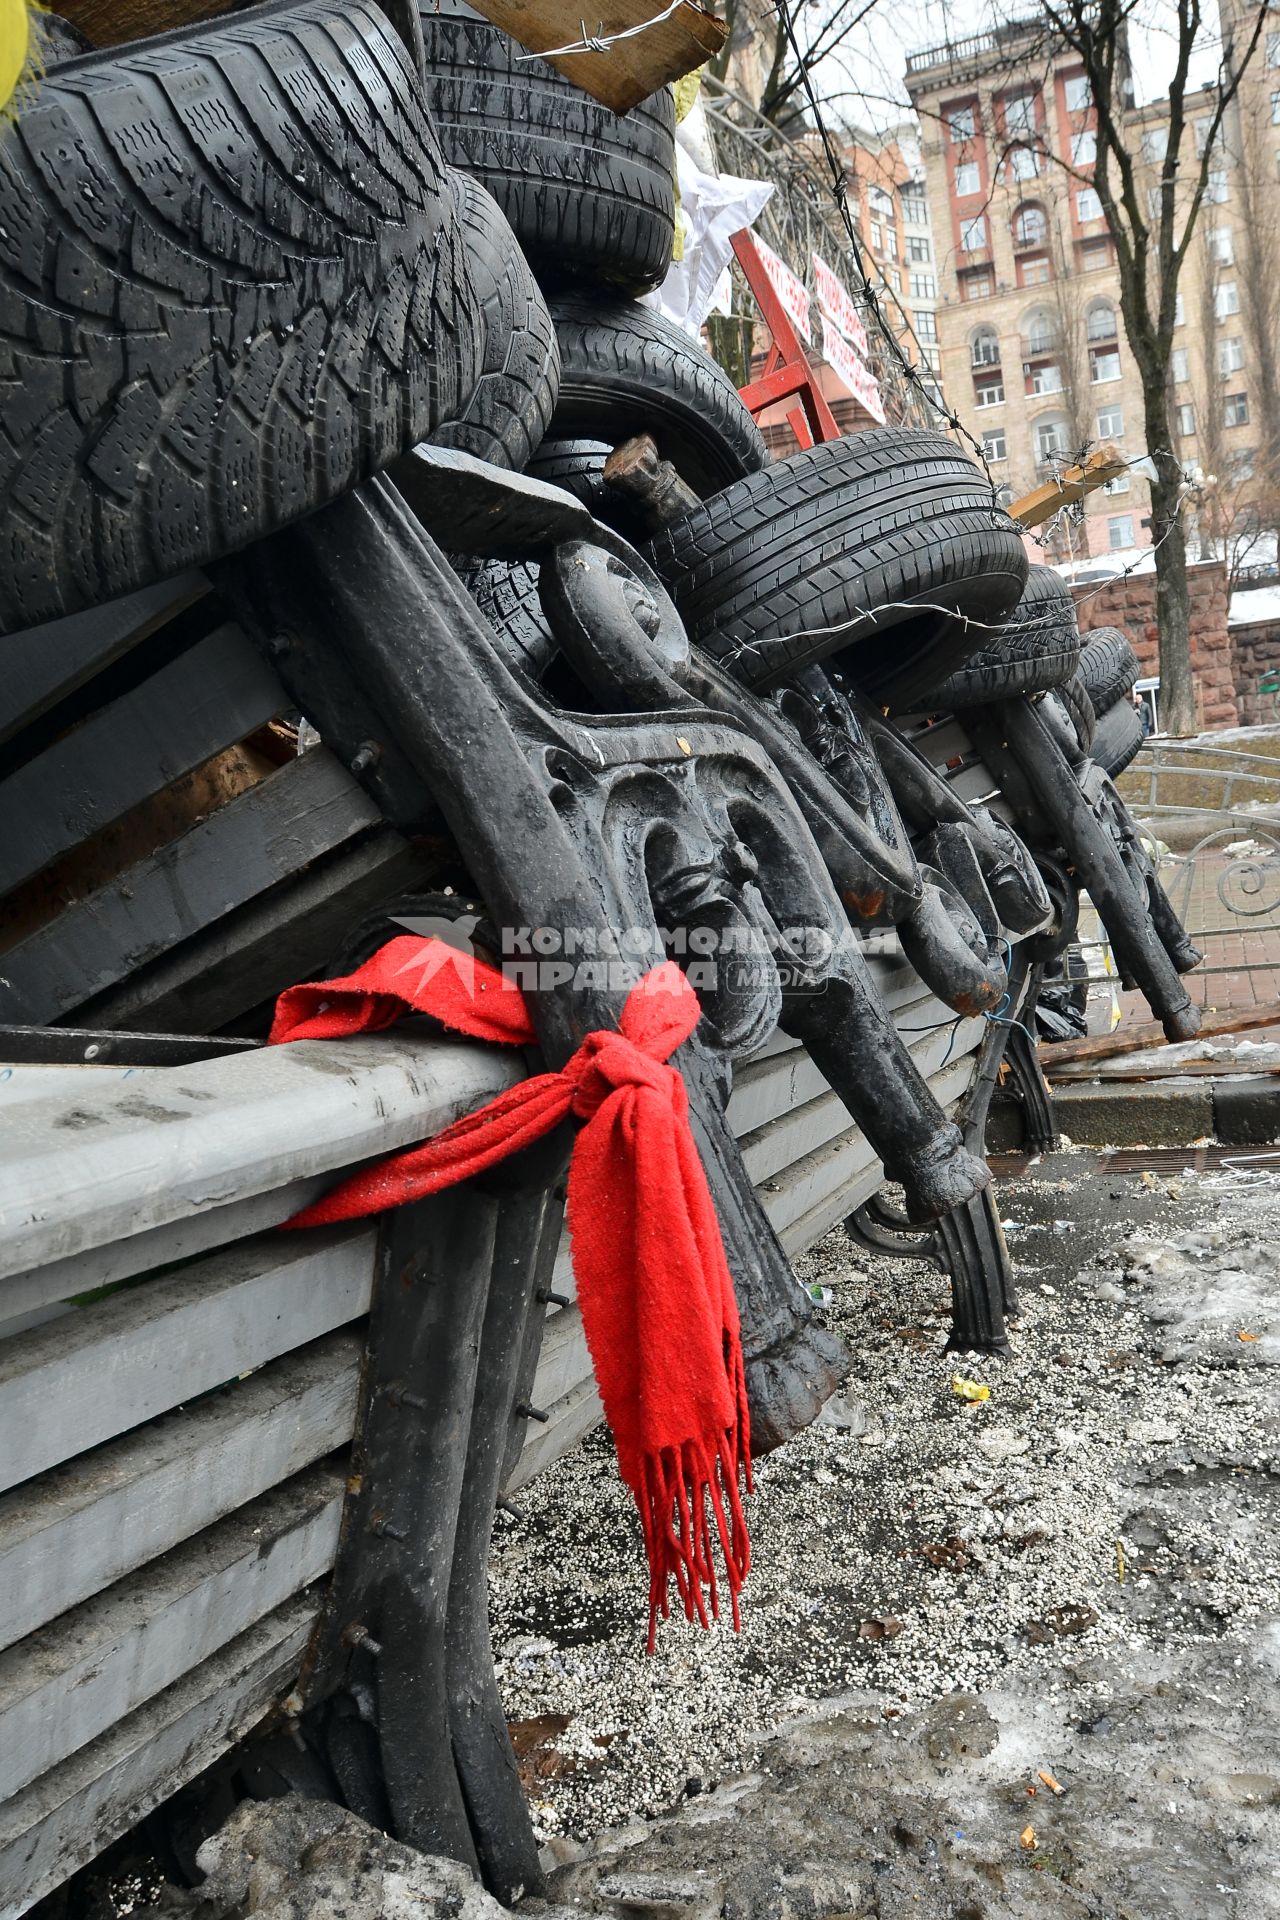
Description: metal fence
1088,741,1280,1018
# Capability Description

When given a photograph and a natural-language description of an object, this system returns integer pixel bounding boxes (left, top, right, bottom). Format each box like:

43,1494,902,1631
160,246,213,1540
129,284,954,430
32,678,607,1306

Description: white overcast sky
821,0,1227,130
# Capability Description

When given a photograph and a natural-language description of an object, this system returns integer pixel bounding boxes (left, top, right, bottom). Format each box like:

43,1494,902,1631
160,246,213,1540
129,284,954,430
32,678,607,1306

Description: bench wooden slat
0,1465,340,1801
0,1592,317,1920
0,1233,373,1496
0,1330,361,1652
0,624,287,897
0,576,207,749
0,749,380,1025
0,1034,521,1290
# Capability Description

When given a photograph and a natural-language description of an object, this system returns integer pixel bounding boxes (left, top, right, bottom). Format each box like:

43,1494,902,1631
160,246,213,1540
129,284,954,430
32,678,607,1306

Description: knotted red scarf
269,936,751,1648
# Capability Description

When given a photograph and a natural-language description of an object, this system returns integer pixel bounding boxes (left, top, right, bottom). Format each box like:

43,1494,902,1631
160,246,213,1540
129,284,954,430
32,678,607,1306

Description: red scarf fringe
269,938,752,1646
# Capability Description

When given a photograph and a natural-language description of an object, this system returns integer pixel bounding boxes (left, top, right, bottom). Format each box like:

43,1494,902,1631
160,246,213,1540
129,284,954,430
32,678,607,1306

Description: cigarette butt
1038,1770,1066,1796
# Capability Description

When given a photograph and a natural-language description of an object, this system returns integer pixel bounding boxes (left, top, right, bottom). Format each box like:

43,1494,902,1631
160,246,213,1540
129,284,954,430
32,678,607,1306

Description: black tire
1055,669,1097,752
1090,693,1146,779
645,430,1028,697
0,0,484,636
418,0,676,296
550,295,769,497
1079,628,1142,718
428,173,559,469
905,566,1081,709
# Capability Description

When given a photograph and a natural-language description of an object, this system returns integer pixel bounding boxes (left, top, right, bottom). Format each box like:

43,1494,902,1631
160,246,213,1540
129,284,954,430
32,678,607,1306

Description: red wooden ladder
730,229,842,449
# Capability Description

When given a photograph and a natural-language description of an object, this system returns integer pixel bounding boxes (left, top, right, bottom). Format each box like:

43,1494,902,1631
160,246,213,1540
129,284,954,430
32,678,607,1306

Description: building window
1172,347,1189,382
870,186,895,220
1178,402,1196,435
1081,238,1111,270
1097,403,1124,437
1086,299,1117,341
1206,169,1229,203
995,484,1014,509
975,377,1005,406
948,103,977,139
1142,126,1169,162
1090,347,1122,382
907,235,931,262
1064,73,1091,111
1268,29,1280,64
1108,514,1135,549
885,266,901,292
1194,115,1220,156
1019,255,1051,285
1175,292,1185,325
1012,203,1048,247
1230,448,1256,481
1072,128,1097,165
870,220,883,251
1028,361,1064,395
1036,417,1071,462
970,326,1001,367
1271,89,1280,123
1218,336,1245,376
1008,146,1040,183
922,346,942,371
1224,391,1250,426
901,188,928,223
1076,187,1103,221
1208,226,1234,264
961,267,994,300
1216,280,1240,317
913,309,938,341
1103,472,1131,494
910,273,937,299
982,428,1007,461
1004,89,1037,134
955,161,981,195
960,214,988,251
1023,306,1057,357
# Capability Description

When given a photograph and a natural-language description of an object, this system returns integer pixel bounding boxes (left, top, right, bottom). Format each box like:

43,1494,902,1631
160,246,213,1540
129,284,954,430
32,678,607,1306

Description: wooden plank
0,1593,316,1920
506,1374,602,1492
726,1047,832,1136
0,1232,373,1495
441,0,724,117
0,625,287,895
0,1467,341,1803
0,575,207,749
738,1088,853,1188
1040,1003,1280,1068
1011,443,1127,530
0,1033,520,1290
0,749,380,1025
0,1330,361,1652
79,829,428,1036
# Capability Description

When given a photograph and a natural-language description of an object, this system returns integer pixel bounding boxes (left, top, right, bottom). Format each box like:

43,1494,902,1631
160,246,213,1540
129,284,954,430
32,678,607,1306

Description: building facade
905,5,1278,566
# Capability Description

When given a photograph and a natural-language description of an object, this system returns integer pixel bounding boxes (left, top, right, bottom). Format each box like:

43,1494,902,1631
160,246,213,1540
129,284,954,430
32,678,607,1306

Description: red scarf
269,936,751,1648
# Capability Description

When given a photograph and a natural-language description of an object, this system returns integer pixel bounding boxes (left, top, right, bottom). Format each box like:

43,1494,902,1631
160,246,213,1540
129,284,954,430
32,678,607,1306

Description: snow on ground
488,1152,1280,1845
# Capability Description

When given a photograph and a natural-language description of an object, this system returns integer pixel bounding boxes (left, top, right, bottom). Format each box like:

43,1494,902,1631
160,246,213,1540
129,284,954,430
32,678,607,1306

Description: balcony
970,344,1002,370
1023,333,1058,359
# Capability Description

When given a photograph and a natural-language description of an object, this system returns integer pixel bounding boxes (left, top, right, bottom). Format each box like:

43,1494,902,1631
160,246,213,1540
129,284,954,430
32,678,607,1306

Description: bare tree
712,0,884,129
1034,0,1269,732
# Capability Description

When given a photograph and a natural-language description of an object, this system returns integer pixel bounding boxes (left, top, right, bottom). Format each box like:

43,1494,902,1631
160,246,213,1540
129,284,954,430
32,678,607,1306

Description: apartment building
841,123,943,396
906,21,1148,560
905,4,1279,563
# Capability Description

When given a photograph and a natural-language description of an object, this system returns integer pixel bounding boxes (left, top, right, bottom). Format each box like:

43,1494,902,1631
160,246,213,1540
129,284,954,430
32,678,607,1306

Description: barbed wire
769,0,1007,502
514,0,687,60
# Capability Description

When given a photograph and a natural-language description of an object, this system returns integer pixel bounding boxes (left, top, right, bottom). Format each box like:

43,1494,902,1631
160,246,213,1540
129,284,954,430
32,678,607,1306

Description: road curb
991,1075,1280,1149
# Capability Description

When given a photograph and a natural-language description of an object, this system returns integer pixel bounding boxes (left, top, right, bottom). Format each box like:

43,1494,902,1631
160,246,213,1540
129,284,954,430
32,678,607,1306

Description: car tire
1090,692,1146,778
429,174,560,470
418,0,676,296
0,0,484,635
645,429,1028,697
549,295,769,497
1079,628,1142,718
902,566,1082,710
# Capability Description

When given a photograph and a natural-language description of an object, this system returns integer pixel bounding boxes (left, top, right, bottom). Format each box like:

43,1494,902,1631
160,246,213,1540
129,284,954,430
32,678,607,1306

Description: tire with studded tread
0,0,484,636
1090,689,1146,779
418,0,676,296
550,295,769,497
907,566,1081,710
1079,628,1142,719
646,429,1028,699
429,173,559,470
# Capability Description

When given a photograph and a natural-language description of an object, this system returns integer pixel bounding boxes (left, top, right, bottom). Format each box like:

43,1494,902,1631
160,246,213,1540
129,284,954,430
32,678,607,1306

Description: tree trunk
1134,357,1196,735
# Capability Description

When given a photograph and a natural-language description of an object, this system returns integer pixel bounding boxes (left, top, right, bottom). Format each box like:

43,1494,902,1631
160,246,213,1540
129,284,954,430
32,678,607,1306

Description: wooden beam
1009,444,1129,530
465,0,726,114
